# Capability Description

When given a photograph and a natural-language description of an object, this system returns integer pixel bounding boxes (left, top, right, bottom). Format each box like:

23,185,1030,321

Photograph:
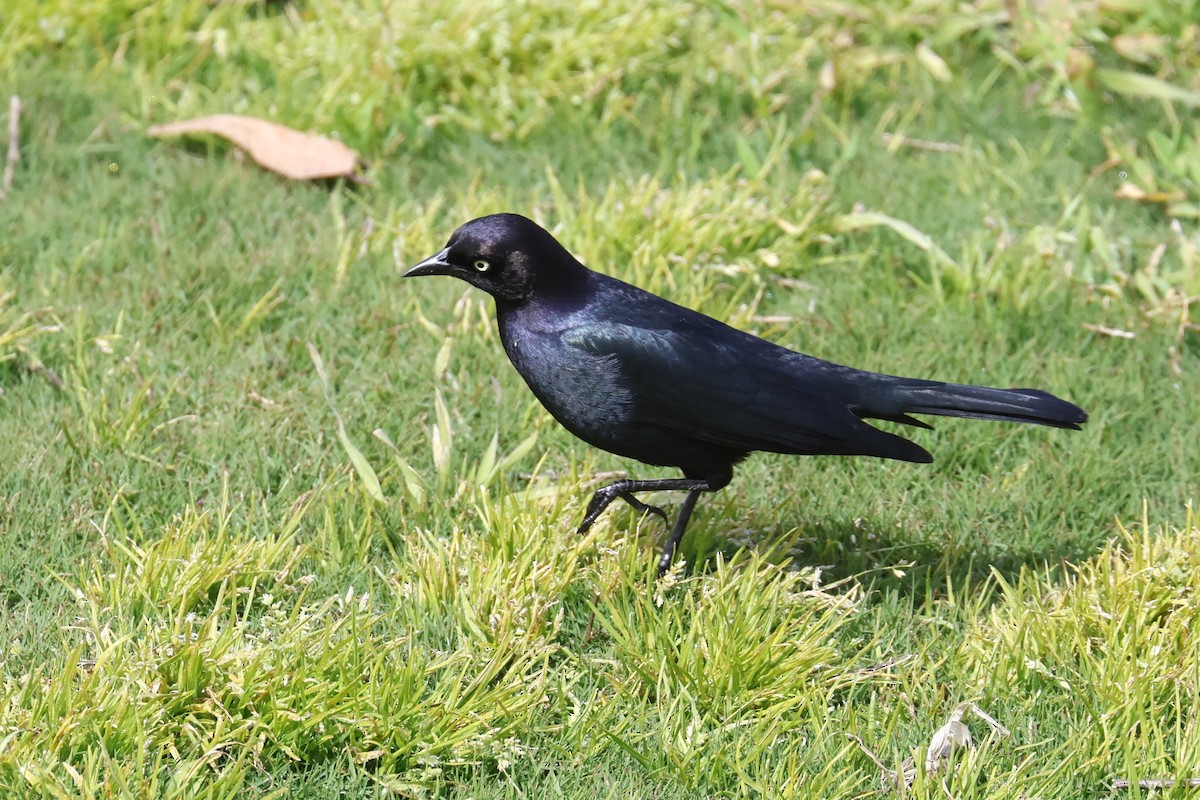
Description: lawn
1,1,1199,797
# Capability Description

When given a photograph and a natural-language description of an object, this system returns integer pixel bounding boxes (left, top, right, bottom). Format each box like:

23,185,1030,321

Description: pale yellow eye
473,259,491,272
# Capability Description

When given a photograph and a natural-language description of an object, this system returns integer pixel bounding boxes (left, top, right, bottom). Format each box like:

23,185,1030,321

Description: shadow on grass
666,505,1101,604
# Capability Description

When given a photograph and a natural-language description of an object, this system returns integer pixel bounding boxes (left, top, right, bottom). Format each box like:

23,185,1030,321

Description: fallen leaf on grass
148,114,365,181
848,702,1010,790
924,707,972,773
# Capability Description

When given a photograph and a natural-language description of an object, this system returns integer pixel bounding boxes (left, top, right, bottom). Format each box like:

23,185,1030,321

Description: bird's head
404,213,582,302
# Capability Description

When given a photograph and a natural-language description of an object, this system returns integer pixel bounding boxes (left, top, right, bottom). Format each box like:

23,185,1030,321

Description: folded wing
562,321,934,463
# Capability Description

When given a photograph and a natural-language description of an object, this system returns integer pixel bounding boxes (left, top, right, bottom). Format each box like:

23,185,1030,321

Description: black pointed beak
403,247,452,278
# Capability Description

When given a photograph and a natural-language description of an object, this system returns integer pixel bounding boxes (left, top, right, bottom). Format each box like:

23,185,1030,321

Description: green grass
1,0,1199,797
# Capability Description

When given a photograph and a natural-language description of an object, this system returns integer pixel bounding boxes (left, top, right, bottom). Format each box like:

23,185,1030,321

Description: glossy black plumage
405,213,1087,574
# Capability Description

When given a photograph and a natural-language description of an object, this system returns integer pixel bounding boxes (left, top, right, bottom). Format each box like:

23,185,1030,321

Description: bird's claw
620,492,668,526
657,548,674,577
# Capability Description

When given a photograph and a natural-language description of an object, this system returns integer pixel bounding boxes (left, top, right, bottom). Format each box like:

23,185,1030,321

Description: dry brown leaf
148,114,364,181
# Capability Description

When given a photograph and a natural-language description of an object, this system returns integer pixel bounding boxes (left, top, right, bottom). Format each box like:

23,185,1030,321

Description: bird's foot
577,479,711,578
578,483,623,533
577,481,668,533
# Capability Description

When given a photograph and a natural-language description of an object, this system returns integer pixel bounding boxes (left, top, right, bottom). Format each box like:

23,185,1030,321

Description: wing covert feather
561,321,867,454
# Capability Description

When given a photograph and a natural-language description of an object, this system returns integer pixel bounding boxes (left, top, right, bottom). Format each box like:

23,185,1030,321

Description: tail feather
896,383,1087,430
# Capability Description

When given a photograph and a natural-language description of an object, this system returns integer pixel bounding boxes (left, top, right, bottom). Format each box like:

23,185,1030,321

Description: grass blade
308,342,386,504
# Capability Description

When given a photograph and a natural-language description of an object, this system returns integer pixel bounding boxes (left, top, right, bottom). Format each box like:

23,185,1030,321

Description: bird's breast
499,320,637,447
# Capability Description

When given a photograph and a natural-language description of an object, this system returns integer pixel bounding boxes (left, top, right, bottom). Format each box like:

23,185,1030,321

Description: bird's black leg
657,486,704,577
577,477,714,575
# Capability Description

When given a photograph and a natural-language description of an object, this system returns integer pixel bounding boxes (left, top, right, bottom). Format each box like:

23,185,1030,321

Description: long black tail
895,382,1087,430
841,376,1086,464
